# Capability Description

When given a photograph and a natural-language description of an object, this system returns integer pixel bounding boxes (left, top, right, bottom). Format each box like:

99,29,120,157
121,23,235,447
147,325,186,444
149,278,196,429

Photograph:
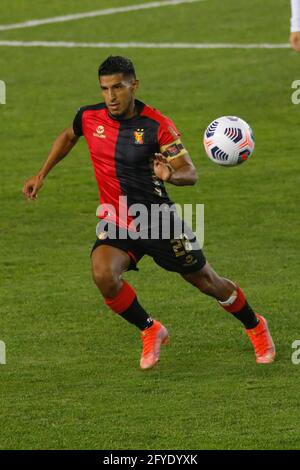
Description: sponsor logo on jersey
93,125,106,138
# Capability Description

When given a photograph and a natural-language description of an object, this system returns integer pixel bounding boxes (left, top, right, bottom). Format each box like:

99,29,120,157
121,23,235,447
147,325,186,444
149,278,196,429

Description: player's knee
197,276,216,296
92,266,120,298
183,269,217,296
197,273,234,299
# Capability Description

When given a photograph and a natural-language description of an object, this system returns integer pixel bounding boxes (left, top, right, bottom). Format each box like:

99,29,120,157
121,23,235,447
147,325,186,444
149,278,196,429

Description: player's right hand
22,174,44,200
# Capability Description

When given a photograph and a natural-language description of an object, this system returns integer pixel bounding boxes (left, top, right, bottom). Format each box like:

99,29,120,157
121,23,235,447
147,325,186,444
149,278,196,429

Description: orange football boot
245,314,276,364
140,320,169,370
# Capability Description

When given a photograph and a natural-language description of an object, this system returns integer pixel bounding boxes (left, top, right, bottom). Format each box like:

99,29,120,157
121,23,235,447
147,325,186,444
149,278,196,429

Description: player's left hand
290,32,300,51
154,153,174,181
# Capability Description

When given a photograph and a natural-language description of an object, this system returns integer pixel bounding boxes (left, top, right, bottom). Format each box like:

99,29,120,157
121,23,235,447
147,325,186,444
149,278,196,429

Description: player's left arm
154,151,198,186
155,121,198,185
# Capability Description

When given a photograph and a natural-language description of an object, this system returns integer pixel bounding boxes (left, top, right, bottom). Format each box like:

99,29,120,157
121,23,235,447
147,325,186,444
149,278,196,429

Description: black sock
120,298,154,331
233,302,259,329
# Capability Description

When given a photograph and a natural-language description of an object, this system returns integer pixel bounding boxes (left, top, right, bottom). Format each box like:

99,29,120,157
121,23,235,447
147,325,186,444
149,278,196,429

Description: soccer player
23,56,275,370
290,0,300,51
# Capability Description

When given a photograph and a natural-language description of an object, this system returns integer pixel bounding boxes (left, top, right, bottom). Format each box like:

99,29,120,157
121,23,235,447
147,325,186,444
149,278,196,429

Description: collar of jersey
107,99,145,122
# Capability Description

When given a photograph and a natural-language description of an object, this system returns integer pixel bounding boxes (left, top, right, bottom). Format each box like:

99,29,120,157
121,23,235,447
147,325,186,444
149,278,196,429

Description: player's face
99,73,139,119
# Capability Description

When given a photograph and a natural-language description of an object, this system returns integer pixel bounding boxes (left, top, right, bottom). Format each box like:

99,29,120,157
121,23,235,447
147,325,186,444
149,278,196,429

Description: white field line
0,41,290,49
0,0,203,31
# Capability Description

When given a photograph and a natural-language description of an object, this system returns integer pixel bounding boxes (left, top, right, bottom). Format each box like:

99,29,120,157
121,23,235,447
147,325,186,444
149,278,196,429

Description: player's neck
122,100,137,120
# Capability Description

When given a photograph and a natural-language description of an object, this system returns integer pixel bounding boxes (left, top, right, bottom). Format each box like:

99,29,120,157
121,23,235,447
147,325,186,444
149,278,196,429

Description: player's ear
132,79,139,93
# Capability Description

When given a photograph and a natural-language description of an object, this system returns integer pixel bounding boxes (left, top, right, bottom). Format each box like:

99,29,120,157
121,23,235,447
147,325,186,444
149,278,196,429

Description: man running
23,56,275,370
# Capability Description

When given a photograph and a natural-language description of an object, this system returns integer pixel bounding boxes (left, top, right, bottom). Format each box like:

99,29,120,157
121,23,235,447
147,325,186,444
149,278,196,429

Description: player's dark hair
98,56,136,79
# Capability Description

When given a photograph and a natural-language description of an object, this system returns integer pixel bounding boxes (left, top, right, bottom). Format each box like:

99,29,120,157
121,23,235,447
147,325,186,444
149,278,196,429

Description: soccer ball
203,116,255,166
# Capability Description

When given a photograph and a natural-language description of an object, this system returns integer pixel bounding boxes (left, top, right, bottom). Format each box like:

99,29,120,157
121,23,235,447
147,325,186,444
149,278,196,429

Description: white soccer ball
203,116,255,166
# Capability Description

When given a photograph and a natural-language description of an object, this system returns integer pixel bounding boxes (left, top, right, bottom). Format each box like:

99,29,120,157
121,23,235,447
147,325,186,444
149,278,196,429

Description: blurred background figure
290,0,300,51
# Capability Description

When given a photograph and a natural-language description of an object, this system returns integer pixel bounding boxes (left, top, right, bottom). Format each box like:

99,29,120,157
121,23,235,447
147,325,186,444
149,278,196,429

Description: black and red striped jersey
73,99,187,228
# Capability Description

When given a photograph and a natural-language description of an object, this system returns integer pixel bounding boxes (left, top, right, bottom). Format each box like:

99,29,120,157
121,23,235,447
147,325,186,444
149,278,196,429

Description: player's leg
182,262,257,326
92,244,152,329
182,262,275,363
91,244,169,369
147,220,275,365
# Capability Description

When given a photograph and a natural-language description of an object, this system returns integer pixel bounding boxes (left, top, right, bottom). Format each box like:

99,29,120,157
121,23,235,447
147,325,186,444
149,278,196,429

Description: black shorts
91,218,206,274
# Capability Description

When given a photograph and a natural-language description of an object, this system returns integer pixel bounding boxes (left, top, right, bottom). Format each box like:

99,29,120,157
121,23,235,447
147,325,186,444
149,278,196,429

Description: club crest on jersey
134,129,144,145
93,125,106,138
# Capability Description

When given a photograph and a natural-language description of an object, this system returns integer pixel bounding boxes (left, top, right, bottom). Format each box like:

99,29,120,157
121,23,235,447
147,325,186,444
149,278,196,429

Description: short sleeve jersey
73,99,187,228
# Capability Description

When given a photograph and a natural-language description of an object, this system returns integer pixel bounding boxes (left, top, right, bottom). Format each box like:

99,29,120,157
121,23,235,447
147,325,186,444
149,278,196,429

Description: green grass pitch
0,0,300,450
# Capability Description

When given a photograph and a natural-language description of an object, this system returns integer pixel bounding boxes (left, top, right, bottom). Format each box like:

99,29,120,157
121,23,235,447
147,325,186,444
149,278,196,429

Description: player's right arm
23,126,79,200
